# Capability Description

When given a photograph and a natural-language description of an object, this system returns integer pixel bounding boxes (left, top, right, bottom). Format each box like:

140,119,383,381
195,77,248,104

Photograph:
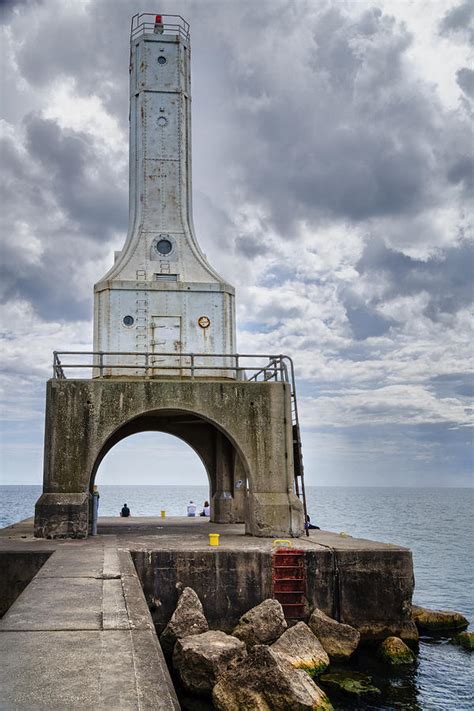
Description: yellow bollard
161,510,166,519
209,533,220,547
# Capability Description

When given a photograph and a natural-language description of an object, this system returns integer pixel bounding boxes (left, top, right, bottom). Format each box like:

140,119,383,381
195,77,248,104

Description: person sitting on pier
120,503,130,518
305,515,320,530
200,501,210,517
187,501,197,517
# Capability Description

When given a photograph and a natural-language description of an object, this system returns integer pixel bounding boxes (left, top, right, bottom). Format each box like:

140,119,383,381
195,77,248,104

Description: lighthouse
94,14,235,373
35,13,305,541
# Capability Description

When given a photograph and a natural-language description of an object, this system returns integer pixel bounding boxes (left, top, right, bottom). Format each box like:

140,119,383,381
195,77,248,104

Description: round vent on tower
157,55,167,65
122,315,135,327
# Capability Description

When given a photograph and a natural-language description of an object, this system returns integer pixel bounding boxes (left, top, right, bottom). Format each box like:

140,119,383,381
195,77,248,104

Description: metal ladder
272,546,307,620
286,359,309,536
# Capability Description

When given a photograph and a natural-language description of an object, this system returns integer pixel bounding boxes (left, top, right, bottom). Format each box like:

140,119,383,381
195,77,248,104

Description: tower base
35,378,304,539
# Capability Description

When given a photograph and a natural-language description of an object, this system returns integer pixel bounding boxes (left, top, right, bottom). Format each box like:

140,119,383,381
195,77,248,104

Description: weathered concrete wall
305,547,417,641
133,550,273,634
0,551,52,617
35,379,303,539
132,546,417,641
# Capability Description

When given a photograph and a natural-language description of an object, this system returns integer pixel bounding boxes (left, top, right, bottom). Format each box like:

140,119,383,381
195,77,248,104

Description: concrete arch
92,428,213,494
35,378,303,538
89,408,250,524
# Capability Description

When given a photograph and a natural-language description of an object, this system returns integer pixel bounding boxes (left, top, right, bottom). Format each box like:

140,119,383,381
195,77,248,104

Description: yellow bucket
209,533,220,547
160,510,166,519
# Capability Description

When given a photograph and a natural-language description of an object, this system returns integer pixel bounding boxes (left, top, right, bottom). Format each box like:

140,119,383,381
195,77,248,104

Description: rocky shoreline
157,588,471,710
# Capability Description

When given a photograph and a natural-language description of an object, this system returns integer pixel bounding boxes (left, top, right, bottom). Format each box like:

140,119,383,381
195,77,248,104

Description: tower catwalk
94,14,235,374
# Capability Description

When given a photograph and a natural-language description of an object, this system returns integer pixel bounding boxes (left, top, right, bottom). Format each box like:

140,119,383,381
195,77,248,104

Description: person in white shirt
187,501,197,517
200,501,210,517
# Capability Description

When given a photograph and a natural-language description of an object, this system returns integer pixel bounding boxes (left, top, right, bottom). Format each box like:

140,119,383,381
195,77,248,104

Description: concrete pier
0,516,417,709
0,524,179,710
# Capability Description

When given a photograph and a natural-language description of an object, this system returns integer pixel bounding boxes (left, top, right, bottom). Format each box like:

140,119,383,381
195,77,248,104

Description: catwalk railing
130,13,190,41
52,351,294,382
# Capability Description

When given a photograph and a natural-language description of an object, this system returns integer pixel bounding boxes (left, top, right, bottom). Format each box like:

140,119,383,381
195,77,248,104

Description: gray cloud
197,2,469,242
456,67,474,97
0,0,43,24
429,373,474,400
356,237,474,321
24,114,128,233
0,113,127,319
342,291,396,341
439,1,474,44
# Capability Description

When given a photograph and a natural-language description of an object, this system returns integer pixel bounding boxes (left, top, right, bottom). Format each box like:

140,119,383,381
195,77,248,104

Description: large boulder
320,671,380,698
212,644,332,711
233,599,287,648
160,587,208,656
412,605,469,633
378,636,416,665
271,621,329,676
173,630,247,696
308,608,360,660
450,631,474,651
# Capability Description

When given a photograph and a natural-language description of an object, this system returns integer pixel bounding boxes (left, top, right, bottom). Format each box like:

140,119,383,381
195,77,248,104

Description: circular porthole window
157,116,168,128
156,238,173,255
157,55,167,65
122,315,135,327
198,316,211,329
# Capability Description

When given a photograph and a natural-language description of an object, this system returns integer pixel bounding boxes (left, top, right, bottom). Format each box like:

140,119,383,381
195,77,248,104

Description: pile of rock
158,589,471,709
159,589,363,709
412,604,469,634
411,603,472,653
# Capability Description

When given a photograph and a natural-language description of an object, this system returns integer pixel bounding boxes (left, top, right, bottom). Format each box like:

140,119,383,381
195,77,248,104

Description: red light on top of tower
155,15,162,24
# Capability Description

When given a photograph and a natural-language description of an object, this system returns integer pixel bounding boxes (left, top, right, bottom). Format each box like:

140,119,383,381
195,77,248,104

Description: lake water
1,485,472,710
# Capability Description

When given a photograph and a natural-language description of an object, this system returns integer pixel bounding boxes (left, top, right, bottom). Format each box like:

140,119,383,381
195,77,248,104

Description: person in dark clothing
120,504,130,518
305,514,320,530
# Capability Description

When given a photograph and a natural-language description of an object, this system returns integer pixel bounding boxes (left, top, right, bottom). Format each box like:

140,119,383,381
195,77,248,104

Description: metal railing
52,351,294,382
130,13,190,41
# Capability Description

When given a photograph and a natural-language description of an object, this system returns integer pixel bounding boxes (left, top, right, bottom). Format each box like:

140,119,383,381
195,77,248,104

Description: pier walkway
0,527,179,710
0,517,415,710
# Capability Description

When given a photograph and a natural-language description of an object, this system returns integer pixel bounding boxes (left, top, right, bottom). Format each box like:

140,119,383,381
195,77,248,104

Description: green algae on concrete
451,631,474,651
412,605,469,633
320,671,381,698
378,636,416,665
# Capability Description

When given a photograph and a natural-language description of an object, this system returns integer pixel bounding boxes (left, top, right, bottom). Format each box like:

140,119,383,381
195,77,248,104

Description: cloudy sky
0,0,472,488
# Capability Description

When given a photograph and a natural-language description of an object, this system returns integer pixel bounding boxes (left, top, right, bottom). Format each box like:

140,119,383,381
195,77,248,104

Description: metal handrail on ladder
279,356,309,537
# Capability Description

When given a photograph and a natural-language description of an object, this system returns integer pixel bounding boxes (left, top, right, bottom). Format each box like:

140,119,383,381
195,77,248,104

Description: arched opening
89,408,249,527
93,431,211,517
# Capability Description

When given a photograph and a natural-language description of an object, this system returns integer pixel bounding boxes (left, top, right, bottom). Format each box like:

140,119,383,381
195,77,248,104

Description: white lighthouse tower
94,14,235,374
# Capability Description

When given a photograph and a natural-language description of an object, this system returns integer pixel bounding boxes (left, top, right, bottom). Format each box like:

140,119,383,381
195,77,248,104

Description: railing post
235,353,239,380
190,353,195,380
145,352,149,379
99,351,104,378
53,351,58,379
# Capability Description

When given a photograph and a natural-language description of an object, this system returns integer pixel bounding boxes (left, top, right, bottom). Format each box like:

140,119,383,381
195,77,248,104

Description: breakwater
0,512,469,709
